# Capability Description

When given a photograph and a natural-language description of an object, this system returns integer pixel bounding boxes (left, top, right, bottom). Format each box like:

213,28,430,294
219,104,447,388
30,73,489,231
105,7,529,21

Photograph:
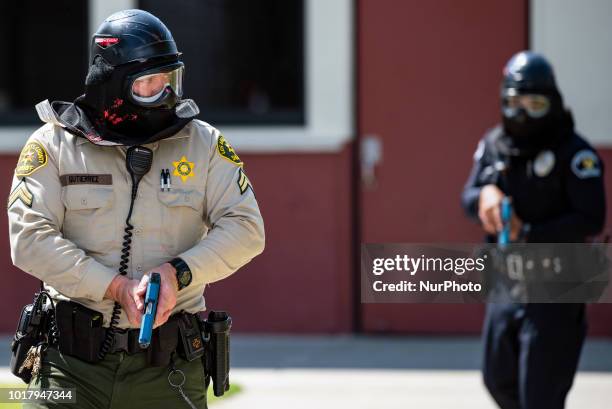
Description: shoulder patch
8,179,33,208
217,135,243,166
237,168,252,195
16,141,48,177
571,149,601,179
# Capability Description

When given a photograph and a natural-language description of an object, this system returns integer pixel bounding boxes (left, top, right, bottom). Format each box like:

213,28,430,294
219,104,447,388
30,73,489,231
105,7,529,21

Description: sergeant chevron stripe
237,168,252,194
8,179,33,208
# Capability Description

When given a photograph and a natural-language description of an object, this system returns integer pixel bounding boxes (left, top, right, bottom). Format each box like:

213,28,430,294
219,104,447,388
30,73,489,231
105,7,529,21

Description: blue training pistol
138,272,161,348
498,197,512,247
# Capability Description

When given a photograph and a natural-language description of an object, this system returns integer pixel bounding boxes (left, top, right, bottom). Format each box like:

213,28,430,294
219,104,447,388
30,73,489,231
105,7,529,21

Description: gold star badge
172,156,195,183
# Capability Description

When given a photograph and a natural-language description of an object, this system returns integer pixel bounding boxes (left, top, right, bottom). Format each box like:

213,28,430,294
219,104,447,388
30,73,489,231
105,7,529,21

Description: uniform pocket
158,188,206,255
61,186,116,253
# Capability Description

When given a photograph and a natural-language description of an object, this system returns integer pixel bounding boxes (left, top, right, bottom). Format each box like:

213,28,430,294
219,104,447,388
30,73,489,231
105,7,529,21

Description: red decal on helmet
95,37,120,48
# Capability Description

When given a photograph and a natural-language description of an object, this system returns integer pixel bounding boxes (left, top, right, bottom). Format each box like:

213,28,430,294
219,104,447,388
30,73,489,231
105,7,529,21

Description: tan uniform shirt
8,106,265,328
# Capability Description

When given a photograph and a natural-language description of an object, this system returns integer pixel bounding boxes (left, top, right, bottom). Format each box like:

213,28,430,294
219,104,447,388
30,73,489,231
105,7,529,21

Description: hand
135,263,178,328
478,184,504,235
104,275,144,327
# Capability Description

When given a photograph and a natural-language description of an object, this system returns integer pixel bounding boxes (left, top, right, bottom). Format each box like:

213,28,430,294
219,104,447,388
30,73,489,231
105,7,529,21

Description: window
0,1,88,125
139,0,305,125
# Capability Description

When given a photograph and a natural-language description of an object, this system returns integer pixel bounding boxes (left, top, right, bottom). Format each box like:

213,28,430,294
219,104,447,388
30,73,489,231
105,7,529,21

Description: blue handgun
498,197,512,247
139,272,161,348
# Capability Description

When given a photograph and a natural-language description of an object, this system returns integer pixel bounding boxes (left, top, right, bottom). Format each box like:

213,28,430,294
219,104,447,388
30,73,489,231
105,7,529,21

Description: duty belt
52,300,188,366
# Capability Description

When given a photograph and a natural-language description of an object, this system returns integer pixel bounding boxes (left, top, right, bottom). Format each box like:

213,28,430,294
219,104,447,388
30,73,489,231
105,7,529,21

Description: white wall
531,0,612,147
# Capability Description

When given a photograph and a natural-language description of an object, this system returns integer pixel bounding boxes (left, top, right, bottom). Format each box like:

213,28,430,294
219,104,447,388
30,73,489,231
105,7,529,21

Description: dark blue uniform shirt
462,124,606,243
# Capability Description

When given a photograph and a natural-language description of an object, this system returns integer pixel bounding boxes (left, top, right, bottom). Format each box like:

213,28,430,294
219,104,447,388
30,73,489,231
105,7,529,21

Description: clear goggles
128,63,184,107
502,91,551,119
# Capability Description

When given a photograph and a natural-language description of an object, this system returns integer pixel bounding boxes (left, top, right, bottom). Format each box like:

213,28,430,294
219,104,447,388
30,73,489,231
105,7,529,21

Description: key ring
168,369,186,388
168,368,198,409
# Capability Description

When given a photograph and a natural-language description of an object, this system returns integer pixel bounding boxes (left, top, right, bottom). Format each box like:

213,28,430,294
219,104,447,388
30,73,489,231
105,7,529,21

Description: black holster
201,311,232,397
55,300,104,363
10,291,54,383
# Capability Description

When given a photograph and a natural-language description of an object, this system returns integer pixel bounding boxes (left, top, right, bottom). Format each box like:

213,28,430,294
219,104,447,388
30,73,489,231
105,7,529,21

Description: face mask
75,56,197,145
503,108,556,141
501,91,562,151
128,65,184,107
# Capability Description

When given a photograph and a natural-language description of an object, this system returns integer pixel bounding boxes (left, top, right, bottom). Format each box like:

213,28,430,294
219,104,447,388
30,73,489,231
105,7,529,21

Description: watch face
178,270,192,287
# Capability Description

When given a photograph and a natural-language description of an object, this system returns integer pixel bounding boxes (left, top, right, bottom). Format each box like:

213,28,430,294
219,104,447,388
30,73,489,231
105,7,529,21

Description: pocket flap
62,186,114,210
158,188,204,211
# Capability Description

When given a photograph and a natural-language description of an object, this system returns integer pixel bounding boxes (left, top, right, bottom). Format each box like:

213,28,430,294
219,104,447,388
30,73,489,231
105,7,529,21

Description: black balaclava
74,55,192,146
501,90,566,154
499,51,570,157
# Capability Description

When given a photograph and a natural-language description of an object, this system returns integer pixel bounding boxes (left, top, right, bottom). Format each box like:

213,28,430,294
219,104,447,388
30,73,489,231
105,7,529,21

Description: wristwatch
169,258,192,290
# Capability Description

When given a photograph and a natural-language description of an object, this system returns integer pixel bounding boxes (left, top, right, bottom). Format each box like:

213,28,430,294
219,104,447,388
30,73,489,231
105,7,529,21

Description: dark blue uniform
461,122,606,409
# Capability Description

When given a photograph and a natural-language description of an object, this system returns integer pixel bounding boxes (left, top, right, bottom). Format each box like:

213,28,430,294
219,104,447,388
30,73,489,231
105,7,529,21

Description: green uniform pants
24,346,208,409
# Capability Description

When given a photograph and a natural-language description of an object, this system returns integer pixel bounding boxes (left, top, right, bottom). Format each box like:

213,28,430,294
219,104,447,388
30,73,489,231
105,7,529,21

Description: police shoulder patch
237,168,252,195
8,179,33,208
217,135,243,166
16,141,48,177
571,149,601,179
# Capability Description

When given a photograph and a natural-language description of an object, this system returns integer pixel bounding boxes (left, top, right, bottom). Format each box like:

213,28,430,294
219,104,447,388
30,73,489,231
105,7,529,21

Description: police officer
461,51,605,409
8,9,264,409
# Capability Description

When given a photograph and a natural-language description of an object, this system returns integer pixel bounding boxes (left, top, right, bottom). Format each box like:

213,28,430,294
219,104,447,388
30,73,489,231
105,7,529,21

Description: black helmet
86,9,184,110
90,9,179,67
502,51,558,95
500,51,567,151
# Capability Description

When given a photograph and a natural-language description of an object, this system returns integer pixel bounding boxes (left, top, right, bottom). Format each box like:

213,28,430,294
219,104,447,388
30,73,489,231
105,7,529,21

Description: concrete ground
212,369,611,409
1,335,611,408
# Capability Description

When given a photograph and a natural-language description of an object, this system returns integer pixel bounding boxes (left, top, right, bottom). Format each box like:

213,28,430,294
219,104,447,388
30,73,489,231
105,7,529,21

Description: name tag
60,174,112,186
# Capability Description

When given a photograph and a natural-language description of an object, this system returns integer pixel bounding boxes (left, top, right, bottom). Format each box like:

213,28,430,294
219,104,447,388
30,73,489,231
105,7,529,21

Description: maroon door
357,0,528,334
